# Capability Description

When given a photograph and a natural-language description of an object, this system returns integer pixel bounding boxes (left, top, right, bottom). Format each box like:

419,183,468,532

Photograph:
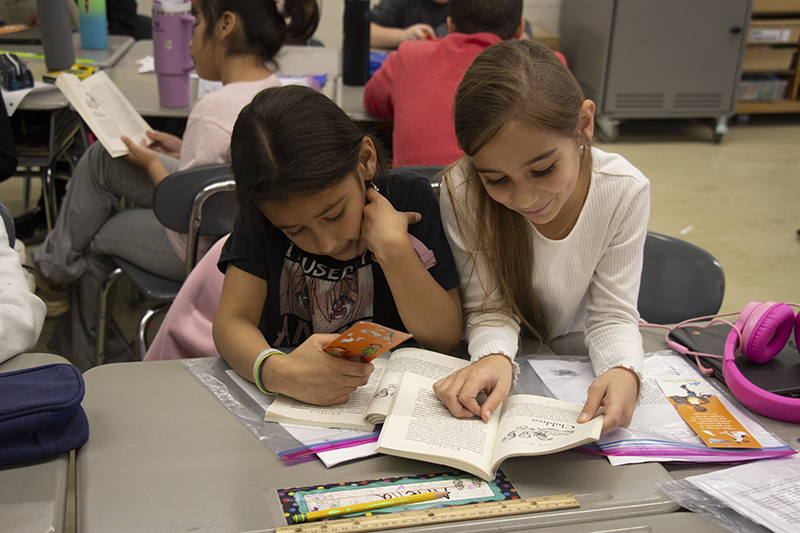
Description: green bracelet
253,348,284,395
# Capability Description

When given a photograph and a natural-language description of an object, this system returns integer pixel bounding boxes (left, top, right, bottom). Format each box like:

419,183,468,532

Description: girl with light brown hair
434,40,650,435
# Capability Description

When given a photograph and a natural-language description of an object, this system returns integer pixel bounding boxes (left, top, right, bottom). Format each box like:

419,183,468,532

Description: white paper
686,456,800,533
528,352,790,465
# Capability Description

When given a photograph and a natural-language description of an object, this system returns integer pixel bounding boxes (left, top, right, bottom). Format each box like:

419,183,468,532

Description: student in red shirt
363,0,529,168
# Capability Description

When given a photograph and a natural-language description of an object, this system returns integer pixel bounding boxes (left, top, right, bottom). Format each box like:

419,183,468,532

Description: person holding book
30,0,319,371
213,85,462,407
363,0,534,167
434,40,650,436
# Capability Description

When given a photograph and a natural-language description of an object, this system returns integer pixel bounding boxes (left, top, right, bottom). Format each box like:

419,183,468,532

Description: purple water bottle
152,0,195,108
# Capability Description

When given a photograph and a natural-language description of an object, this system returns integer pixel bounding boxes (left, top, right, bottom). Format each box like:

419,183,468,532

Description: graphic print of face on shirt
279,247,374,338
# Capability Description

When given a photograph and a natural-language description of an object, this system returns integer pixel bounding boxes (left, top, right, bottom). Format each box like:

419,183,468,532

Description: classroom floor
1,109,799,533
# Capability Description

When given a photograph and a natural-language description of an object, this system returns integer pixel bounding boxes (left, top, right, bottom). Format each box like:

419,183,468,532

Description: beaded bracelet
253,348,284,395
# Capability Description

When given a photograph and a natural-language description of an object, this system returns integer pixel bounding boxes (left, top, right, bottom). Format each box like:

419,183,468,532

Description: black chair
95,164,236,365
638,232,725,324
0,201,14,248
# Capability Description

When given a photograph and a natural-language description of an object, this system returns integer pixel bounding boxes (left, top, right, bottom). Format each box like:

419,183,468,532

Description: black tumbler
342,0,370,86
37,0,76,72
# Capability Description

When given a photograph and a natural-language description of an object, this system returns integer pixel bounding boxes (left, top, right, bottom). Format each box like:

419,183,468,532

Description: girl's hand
358,187,421,260
122,136,161,173
122,136,171,186
433,354,513,422
263,334,375,406
146,130,183,159
578,367,639,435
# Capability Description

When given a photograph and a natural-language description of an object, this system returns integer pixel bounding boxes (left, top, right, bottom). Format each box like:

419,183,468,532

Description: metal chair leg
96,267,124,367
137,302,171,360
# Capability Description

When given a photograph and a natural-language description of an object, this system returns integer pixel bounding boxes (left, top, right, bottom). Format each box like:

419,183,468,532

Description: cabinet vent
673,93,724,109
613,93,664,109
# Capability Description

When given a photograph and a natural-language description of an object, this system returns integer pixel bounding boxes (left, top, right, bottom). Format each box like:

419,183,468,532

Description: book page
376,374,498,480
264,359,389,431
492,395,603,471
56,71,151,157
365,348,470,424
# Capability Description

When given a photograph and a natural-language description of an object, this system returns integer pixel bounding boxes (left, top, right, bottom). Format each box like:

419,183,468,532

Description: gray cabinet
560,0,752,142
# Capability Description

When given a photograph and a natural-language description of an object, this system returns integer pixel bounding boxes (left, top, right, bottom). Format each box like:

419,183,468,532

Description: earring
579,144,585,155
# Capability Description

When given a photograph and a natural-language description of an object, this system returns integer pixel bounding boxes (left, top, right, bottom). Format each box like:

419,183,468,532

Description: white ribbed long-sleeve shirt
439,147,650,381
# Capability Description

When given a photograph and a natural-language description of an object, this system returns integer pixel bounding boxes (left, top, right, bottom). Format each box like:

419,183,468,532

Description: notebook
668,323,800,398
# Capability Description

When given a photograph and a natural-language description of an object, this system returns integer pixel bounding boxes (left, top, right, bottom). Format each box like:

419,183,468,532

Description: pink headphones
653,301,800,424
722,301,800,424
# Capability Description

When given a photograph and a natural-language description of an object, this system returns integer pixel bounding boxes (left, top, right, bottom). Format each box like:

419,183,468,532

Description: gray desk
76,359,677,533
1,34,134,70
106,41,342,119
0,353,74,533
512,512,731,533
337,81,384,122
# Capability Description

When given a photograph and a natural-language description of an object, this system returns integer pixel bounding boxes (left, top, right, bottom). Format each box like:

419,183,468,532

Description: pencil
292,490,447,523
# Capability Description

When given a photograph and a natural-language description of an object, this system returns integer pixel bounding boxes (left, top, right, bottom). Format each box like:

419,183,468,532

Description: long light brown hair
447,40,593,343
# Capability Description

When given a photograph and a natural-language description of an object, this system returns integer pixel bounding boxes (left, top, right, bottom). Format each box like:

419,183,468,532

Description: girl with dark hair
32,0,319,371
434,40,650,435
213,85,462,407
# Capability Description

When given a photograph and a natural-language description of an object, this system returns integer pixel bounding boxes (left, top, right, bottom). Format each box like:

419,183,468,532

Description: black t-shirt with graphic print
218,169,459,348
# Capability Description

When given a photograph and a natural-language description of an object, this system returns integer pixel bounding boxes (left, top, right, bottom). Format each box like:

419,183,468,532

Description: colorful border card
278,470,518,524
324,321,413,363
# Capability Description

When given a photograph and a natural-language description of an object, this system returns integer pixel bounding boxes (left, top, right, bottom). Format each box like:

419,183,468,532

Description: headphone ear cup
741,301,794,364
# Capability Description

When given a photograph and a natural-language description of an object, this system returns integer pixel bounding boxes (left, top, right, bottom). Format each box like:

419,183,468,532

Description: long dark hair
198,0,320,63
231,85,391,232
448,40,592,342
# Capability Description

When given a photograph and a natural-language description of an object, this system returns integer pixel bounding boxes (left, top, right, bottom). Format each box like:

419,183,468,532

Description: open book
264,347,471,431
55,71,152,158
375,374,604,481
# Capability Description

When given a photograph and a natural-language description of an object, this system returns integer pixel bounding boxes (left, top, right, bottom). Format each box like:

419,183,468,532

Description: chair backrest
0,201,14,248
153,164,237,276
638,232,725,324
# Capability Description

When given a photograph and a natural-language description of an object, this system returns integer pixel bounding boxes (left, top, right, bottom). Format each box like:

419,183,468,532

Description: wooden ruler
275,493,579,533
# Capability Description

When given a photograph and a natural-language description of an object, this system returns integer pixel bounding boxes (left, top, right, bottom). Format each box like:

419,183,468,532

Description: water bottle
152,0,195,108
36,0,76,71
342,0,370,86
79,0,109,50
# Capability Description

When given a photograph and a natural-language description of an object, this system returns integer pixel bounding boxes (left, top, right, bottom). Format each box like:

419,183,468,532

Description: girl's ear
358,137,377,182
217,11,238,42
579,100,596,143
